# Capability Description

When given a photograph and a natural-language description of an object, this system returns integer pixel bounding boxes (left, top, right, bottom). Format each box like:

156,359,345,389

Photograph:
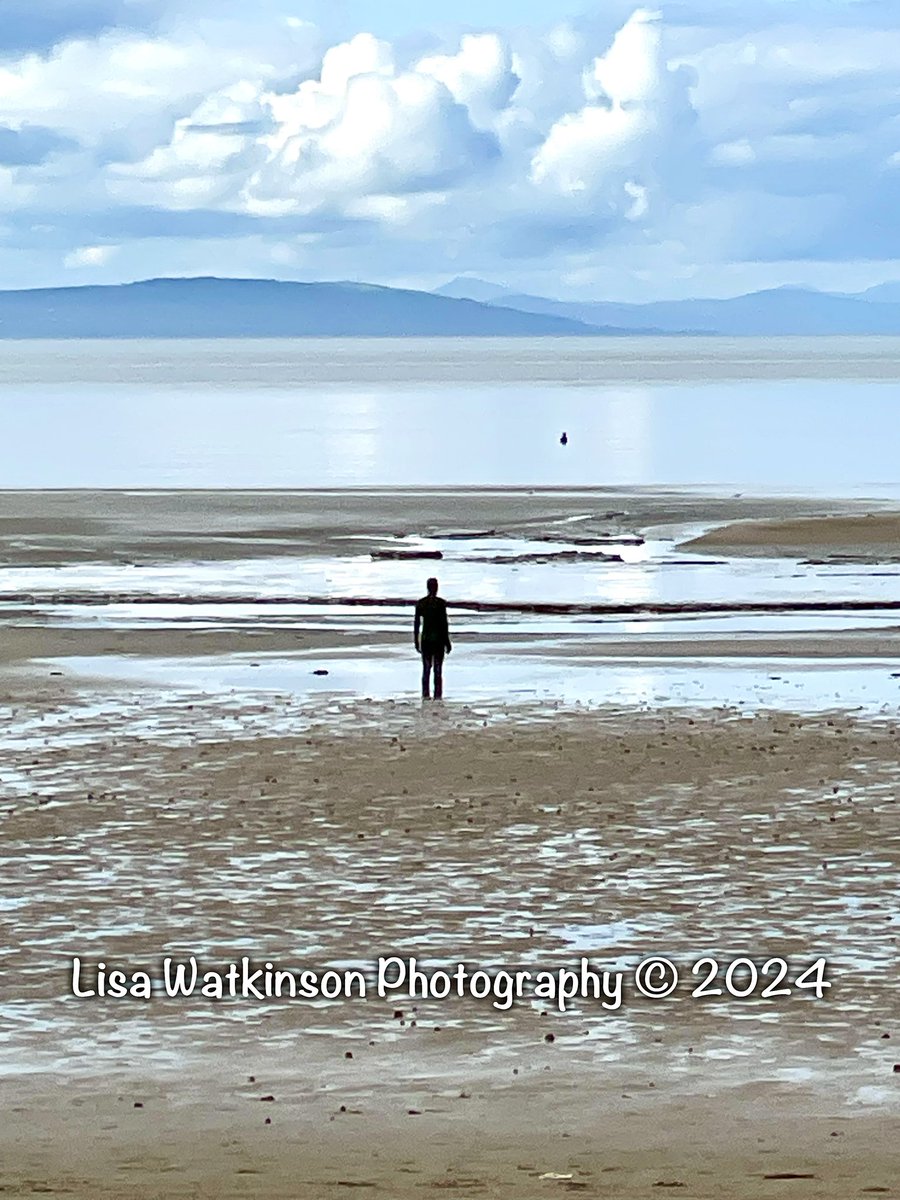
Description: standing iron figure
414,577,452,699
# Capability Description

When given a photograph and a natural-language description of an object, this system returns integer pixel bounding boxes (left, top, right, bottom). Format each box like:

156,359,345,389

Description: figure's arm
414,601,421,652
443,602,451,653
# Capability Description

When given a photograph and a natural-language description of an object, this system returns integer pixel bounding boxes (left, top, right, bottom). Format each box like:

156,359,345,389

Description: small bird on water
560,431,568,446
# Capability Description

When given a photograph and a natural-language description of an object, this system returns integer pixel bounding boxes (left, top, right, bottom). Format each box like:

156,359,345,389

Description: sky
2,0,900,300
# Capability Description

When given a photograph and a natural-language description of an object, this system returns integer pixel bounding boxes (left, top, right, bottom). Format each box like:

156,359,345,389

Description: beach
1,485,898,1197
1,694,897,1197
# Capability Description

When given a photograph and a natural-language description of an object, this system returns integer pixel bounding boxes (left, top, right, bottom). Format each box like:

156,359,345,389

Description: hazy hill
435,276,514,303
438,277,900,335
6,275,899,338
857,282,900,304
0,276,605,338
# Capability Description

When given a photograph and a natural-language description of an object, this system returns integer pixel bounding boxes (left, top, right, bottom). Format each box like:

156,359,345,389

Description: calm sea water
2,337,900,492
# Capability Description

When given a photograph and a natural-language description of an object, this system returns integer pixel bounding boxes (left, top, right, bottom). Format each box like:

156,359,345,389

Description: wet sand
683,513,900,558
4,622,900,662
2,489,899,1197
5,1076,898,1200
0,487,885,567
2,687,899,1197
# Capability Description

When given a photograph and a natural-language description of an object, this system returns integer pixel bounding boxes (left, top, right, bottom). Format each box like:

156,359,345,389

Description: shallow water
5,533,900,608
31,650,900,716
4,512,900,724
2,339,900,491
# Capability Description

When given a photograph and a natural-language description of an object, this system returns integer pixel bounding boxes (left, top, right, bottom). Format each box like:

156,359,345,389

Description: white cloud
231,32,504,219
0,16,316,152
2,4,900,296
108,81,267,209
64,243,118,267
415,34,519,130
529,8,699,233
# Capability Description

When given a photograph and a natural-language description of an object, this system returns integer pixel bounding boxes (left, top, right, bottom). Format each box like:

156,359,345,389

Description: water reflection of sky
2,538,900,612
2,373,900,491
32,652,900,717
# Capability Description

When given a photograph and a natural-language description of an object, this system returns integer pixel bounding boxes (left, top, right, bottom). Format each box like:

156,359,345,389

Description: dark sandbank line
6,592,900,617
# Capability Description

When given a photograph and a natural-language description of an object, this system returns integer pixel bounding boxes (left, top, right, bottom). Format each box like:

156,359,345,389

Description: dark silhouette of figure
414,576,451,699
560,431,568,445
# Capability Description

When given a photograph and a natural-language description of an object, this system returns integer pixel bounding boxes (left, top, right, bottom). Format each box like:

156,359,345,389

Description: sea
2,336,900,491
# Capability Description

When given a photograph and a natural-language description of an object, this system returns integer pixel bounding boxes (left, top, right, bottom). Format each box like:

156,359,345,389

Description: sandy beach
1,693,898,1197
1,488,898,1197
0,486,884,567
683,513,900,558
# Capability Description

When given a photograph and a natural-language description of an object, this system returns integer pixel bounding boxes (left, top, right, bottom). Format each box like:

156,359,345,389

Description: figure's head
426,576,438,596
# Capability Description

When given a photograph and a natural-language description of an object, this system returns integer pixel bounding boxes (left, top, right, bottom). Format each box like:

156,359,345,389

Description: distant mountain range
436,278,900,335
1,274,899,337
0,277,602,338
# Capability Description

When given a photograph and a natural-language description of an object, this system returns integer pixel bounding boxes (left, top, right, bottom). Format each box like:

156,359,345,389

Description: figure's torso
416,594,448,645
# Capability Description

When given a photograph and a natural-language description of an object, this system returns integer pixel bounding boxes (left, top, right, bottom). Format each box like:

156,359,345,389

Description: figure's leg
433,650,444,700
421,651,432,698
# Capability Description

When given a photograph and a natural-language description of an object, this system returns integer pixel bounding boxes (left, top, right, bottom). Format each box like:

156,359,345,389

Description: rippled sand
1,678,898,1198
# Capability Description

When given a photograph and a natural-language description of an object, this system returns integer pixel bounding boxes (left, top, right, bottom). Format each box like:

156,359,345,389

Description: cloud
107,81,271,210
106,18,690,233
246,33,505,218
64,243,119,268
416,34,520,130
0,15,317,156
0,124,78,165
530,9,699,221
2,3,900,296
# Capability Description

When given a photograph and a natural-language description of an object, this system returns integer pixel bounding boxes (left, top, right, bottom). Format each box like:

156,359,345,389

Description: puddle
34,649,900,717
